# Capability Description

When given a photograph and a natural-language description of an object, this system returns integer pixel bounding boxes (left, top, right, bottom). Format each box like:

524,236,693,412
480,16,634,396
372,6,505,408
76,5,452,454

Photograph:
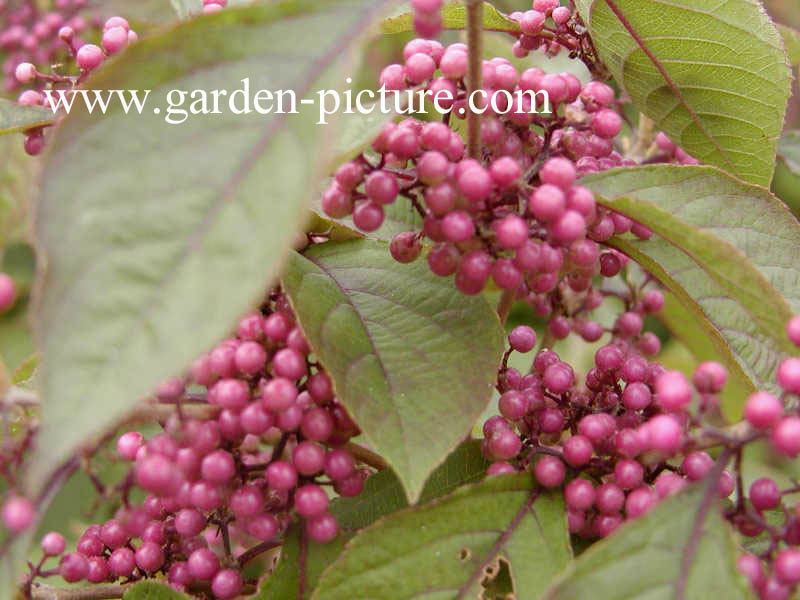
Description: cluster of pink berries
652,131,701,166
507,0,579,59
1,288,369,598
13,13,138,156
323,38,649,311
1,0,91,92
483,313,800,600
485,323,733,537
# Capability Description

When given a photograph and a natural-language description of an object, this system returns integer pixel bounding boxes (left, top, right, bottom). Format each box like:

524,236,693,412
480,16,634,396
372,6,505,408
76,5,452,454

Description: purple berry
508,326,536,353
293,441,326,476
266,461,298,491
108,547,135,578
614,459,644,490
175,509,206,537
294,484,329,518
135,541,164,573
565,478,595,510
188,548,220,580
59,553,89,583
681,451,713,481
2,495,34,533
563,435,593,467
534,456,565,488
306,513,339,543
749,477,780,511
201,450,235,484
86,557,110,584
692,361,726,394
625,487,656,518
212,569,243,599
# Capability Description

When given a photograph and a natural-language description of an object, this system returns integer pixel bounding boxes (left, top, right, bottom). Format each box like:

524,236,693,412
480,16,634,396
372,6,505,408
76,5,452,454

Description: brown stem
342,442,388,471
496,290,515,326
627,113,655,162
237,540,282,567
465,0,483,159
29,584,130,600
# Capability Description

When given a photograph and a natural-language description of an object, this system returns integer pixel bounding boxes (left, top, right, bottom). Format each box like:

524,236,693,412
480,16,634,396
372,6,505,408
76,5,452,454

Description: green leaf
124,581,191,600
0,99,54,136
258,439,489,599
169,0,202,20
778,24,800,65
0,134,38,245
575,0,792,187
381,0,519,34
313,474,571,600
30,0,398,491
281,240,503,501
541,484,750,599
583,165,800,413
11,353,37,386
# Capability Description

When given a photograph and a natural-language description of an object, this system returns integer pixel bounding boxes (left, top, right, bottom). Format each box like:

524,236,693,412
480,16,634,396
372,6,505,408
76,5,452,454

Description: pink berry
352,201,384,232
76,43,104,71
654,370,692,412
641,414,683,455
294,484,329,518
775,548,800,584
508,326,536,353
41,532,66,556
737,553,765,589
681,451,714,481
116,431,143,461
59,553,89,583
306,513,339,543
777,358,800,394
772,416,800,456
201,450,235,483
188,548,220,580
565,478,595,510
101,26,127,54
692,361,727,394
2,495,34,533
591,109,622,138
529,184,566,222
749,477,780,511
211,569,243,599
108,547,135,578
744,391,782,429
787,315,800,347
14,62,36,84
625,487,656,518
135,541,164,573
534,456,566,487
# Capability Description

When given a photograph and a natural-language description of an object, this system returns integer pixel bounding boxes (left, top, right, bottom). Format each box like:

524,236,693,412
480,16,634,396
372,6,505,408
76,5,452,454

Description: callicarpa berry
0,273,17,312
41,532,66,557
2,495,34,533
